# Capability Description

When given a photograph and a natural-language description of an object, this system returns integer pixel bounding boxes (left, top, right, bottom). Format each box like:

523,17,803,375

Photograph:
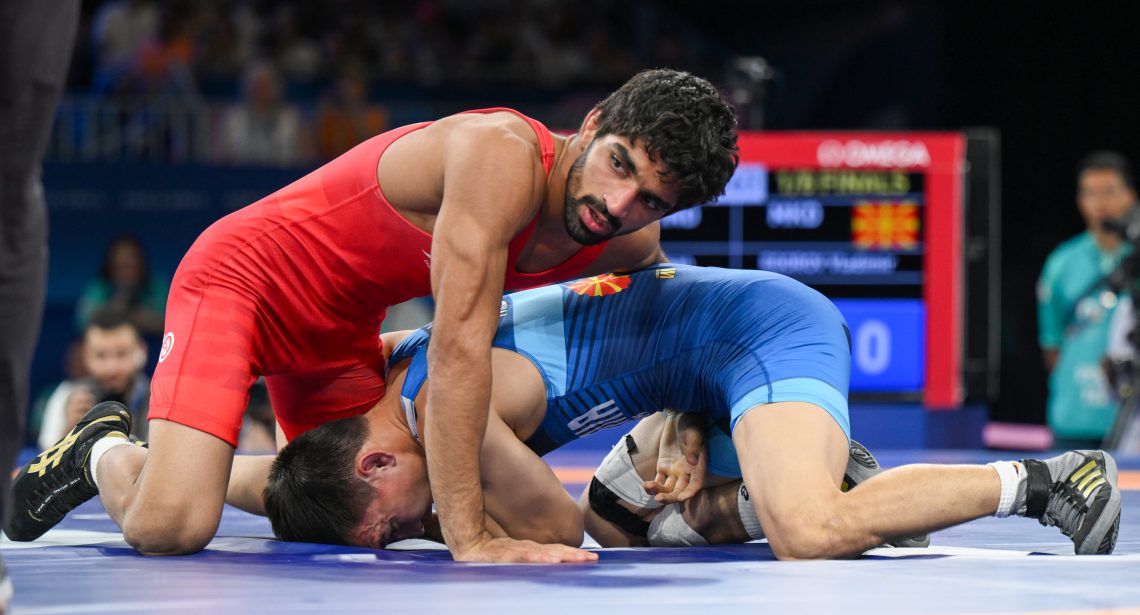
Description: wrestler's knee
536,515,585,548
122,505,219,556
524,495,585,547
759,495,848,560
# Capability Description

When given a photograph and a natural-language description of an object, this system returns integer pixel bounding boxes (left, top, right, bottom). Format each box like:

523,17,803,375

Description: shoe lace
1038,480,1089,537
28,456,96,523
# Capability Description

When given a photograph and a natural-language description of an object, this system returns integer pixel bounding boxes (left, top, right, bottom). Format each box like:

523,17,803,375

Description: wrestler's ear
579,107,603,148
357,451,396,484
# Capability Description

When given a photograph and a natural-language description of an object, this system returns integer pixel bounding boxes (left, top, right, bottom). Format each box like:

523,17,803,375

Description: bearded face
562,142,623,246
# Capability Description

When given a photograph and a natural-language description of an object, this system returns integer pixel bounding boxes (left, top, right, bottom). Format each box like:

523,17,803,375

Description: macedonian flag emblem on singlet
566,273,631,296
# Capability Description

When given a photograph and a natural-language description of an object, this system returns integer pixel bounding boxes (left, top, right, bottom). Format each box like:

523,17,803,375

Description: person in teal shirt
75,234,168,338
1038,151,1136,447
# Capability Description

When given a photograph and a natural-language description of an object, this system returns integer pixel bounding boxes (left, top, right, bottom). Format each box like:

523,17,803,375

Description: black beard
562,150,620,245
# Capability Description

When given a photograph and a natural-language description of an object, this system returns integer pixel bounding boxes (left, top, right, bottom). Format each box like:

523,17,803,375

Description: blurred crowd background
21,0,1140,450
53,0,732,166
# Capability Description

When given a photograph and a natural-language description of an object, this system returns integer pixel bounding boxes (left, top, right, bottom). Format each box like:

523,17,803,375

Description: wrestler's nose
604,188,636,219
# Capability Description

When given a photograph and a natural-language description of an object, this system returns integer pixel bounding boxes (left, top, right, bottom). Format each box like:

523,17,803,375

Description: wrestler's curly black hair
592,68,739,210
264,415,373,546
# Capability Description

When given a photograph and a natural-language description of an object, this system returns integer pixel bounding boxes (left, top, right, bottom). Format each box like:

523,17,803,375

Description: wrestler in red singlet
149,109,606,445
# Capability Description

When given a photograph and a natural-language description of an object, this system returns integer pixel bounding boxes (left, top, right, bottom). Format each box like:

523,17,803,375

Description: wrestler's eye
610,155,626,174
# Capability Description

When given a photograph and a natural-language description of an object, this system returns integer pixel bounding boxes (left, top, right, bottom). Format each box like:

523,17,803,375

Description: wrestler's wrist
444,517,493,548
449,528,496,557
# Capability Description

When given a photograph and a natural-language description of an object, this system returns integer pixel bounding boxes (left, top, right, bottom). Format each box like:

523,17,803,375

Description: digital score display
664,167,925,296
660,134,965,405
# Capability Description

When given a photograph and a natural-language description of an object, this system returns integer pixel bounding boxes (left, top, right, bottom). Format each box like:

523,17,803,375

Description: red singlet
149,108,605,445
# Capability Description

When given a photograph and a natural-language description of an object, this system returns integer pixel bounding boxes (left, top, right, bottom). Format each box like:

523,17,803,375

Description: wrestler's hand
453,534,598,563
643,411,707,504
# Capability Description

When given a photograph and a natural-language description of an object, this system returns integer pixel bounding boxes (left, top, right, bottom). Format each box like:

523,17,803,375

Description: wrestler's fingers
456,537,598,563
643,473,667,495
679,431,703,467
672,473,703,503
649,474,678,499
654,474,693,504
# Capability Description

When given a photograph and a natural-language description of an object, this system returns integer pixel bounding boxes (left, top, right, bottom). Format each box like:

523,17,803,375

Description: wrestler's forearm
424,349,494,553
423,512,505,544
424,208,521,557
478,416,587,547
225,455,275,515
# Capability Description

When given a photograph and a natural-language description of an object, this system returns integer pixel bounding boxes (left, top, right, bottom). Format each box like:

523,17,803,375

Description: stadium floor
4,449,1139,615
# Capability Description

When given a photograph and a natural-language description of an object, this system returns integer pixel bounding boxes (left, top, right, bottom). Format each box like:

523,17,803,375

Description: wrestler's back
499,264,850,452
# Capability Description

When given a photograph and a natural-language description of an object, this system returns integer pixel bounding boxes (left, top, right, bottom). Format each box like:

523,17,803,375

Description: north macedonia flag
852,201,920,250
566,273,632,296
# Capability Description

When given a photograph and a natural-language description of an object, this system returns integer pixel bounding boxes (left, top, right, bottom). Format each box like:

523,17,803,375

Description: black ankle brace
1021,458,1051,518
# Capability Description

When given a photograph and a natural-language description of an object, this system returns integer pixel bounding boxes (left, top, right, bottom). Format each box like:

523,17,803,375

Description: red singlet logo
159,332,175,363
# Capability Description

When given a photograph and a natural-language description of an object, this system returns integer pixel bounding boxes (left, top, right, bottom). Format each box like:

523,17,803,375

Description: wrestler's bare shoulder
386,111,542,174
426,111,542,147
378,111,547,220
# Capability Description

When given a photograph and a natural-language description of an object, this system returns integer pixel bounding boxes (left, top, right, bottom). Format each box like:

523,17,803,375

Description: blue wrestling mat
5,450,1140,614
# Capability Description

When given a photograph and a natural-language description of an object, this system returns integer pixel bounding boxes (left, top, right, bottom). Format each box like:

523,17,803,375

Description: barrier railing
48,97,223,164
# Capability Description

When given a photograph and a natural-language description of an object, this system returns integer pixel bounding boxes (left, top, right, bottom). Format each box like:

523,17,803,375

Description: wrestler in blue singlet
390,264,851,477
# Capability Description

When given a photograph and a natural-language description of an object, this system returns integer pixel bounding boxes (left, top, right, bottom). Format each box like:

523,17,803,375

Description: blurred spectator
90,0,159,94
315,66,389,159
1104,295,1140,453
28,339,88,446
59,1,733,168
76,0,724,96
38,309,150,449
534,6,590,87
219,61,306,166
261,3,324,83
1038,151,1137,448
76,234,167,337
129,2,202,102
194,8,246,83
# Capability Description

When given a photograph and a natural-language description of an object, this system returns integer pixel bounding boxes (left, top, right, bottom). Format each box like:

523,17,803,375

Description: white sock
988,460,1023,518
647,504,708,547
736,484,766,540
89,435,131,490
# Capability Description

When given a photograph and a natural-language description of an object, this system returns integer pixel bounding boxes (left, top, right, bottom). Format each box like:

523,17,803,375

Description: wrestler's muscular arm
426,121,593,563
479,415,585,546
225,420,290,516
225,455,274,515
477,347,585,546
416,347,586,546
427,350,588,557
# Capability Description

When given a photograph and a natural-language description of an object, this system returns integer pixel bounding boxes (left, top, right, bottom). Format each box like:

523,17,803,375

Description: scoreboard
660,133,967,407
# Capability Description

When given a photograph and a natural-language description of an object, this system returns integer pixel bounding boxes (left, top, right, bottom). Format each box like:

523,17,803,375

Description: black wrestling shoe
1021,450,1120,555
3,401,132,542
842,440,931,548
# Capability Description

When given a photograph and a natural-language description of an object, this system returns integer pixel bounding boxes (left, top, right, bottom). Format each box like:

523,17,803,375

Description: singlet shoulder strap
387,329,432,443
